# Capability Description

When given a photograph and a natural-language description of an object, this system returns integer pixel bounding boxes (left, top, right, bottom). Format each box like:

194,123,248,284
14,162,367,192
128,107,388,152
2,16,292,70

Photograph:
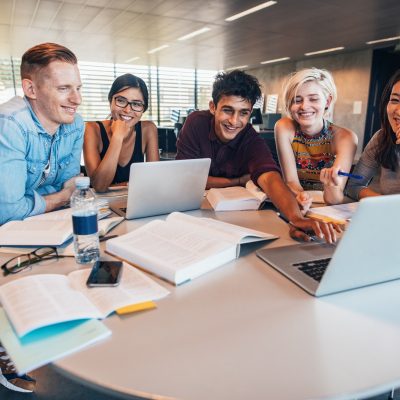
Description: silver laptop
257,194,400,297
111,158,211,219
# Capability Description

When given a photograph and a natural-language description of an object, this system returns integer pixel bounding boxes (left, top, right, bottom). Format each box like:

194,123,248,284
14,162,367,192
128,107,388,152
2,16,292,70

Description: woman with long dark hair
347,69,400,199
84,74,159,192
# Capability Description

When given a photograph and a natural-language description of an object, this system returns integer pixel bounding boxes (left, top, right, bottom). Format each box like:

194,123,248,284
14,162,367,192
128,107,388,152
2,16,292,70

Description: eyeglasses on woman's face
114,96,145,113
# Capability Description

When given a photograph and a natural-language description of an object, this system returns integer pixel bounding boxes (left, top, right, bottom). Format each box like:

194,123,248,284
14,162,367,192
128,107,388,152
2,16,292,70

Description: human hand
238,174,251,186
395,126,400,144
320,166,341,187
111,119,132,141
289,217,342,244
63,175,81,191
296,191,312,215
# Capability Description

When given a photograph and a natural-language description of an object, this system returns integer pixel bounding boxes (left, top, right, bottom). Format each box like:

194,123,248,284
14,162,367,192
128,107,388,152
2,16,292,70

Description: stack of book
0,265,169,374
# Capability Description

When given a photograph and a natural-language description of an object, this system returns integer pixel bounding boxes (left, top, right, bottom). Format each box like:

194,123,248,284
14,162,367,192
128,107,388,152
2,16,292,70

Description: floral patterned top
291,120,335,190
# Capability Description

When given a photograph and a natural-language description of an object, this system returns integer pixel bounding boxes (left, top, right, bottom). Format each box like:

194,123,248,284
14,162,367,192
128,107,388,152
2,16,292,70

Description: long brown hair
376,69,400,171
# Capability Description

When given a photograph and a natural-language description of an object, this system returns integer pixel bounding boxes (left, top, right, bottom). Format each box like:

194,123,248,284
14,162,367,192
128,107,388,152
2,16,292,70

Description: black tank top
97,121,144,184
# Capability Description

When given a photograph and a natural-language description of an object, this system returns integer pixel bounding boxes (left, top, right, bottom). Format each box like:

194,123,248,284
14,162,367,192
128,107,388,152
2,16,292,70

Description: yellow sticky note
116,301,156,315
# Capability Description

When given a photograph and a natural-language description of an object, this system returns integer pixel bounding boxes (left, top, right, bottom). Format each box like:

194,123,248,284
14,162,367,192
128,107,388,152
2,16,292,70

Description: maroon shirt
176,110,280,184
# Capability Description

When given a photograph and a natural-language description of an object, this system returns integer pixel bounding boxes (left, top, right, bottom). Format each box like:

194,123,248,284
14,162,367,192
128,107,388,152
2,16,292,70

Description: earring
325,106,328,110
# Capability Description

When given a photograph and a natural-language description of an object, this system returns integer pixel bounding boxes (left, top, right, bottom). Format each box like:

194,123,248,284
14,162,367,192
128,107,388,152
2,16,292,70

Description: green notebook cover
0,308,111,375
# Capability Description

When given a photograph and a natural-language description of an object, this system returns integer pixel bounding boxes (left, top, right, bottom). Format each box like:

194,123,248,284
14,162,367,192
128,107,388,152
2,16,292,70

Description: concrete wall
247,49,373,157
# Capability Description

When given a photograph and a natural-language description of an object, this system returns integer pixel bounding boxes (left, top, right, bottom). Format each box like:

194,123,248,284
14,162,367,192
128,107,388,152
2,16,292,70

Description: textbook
0,264,170,337
207,182,325,211
307,202,359,224
0,309,111,375
106,212,278,285
207,181,267,211
0,208,123,247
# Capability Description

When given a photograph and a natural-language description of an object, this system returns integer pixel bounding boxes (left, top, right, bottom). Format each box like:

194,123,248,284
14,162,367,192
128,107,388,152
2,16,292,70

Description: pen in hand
276,212,318,242
338,171,363,180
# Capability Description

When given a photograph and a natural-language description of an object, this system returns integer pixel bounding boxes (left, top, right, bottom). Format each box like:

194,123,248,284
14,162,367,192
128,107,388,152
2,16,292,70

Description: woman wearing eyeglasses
84,73,159,192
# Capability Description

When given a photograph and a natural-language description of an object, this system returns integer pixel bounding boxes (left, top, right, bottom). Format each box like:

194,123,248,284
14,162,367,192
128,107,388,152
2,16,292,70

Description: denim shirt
0,96,84,225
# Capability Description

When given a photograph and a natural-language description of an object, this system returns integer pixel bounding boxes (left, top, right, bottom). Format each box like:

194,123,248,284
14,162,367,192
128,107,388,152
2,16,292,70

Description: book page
167,212,277,244
0,219,72,246
207,187,261,211
98,216,124,236
67,265,169,317
245,180,268,203
306,190,325,204
107,219,236,274
307,202,358,224
0,309,111,375
0,275,100,337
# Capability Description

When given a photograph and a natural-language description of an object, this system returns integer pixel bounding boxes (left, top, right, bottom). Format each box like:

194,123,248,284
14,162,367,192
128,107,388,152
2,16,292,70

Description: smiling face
290,80,331,133
23,61,82,134
387,80,400,134
110,87,144,128
209,95,252,143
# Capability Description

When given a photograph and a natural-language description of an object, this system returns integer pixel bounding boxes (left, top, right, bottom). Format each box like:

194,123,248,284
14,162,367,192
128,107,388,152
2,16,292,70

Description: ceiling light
148,45,169,54
260,56,290,64
178,27,211,41
225,65,248,71
366,35,400,45
125,56,140,63
225,1,277,22
305,46,344,56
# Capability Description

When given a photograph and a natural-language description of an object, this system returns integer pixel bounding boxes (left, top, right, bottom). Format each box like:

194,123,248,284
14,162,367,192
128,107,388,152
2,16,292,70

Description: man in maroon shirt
176,70,338,242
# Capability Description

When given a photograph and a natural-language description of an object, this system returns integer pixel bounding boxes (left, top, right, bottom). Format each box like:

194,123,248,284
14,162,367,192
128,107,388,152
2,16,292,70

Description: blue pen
338,171,364,180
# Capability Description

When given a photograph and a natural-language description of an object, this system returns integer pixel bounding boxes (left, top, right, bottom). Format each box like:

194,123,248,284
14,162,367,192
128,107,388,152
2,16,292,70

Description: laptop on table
111,158,211,219
257,194,400,297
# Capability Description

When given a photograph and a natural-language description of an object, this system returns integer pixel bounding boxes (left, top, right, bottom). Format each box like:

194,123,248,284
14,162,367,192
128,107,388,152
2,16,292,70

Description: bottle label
72,214,98,235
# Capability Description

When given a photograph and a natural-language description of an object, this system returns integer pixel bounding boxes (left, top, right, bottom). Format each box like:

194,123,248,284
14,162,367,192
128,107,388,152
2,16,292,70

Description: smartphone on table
86,260,123,287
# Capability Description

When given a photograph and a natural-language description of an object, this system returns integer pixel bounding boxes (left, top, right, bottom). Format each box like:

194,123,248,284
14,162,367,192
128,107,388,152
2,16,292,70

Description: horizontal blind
157,67,195,126
196,69,217,111
0,58,216,126
0,58,22,104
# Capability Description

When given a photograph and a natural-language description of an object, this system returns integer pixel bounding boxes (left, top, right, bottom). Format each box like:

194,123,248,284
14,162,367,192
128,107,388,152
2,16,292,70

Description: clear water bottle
71,177,100,264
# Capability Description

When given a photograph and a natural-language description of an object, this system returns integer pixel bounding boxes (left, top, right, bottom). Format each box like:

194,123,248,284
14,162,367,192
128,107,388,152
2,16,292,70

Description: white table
2,209,400,400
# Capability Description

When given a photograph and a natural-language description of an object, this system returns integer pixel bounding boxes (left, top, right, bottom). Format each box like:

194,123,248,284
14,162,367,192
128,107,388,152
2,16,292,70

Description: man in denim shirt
0,43,83,393
0,42,83,226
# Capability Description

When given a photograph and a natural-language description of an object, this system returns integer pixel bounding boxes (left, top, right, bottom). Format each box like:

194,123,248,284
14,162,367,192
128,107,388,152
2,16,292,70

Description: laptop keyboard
292,258,331,282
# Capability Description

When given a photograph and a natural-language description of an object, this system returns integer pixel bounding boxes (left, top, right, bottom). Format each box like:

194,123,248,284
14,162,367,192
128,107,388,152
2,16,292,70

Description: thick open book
106,212,278,285
307,202,358,224
0,208,123,247
207,182,325,211
207,181,268,211
0,264,169,337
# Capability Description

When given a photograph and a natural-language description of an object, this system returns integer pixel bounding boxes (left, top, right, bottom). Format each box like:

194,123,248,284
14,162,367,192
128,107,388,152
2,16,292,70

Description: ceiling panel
0,0,398,70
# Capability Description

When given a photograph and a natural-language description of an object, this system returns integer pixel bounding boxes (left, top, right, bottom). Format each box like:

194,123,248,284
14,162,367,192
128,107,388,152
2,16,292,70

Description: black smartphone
86,260,123,287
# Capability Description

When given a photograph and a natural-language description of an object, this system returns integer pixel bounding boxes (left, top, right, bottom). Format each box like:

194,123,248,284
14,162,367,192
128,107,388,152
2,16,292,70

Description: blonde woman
275,68,357,210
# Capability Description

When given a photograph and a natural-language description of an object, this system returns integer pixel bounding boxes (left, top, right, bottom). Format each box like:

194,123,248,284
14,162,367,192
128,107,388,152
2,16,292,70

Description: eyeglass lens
2,247,59,275
114,96,144,112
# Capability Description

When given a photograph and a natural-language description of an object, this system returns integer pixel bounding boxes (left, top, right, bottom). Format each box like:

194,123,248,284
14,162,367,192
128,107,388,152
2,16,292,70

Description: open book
0,309,111,375
307,202,358,224
0,264,169,337
207,182,325,211
207,181,268,211
106,212,278,285
0,208,123,247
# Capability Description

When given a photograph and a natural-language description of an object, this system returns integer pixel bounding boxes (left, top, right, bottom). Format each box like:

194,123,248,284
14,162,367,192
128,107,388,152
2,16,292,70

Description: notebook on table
111,159,211,219
256,194,400,297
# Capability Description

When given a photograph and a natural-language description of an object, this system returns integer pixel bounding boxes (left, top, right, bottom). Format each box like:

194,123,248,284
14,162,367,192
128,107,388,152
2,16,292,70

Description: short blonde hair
282,68,337,117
